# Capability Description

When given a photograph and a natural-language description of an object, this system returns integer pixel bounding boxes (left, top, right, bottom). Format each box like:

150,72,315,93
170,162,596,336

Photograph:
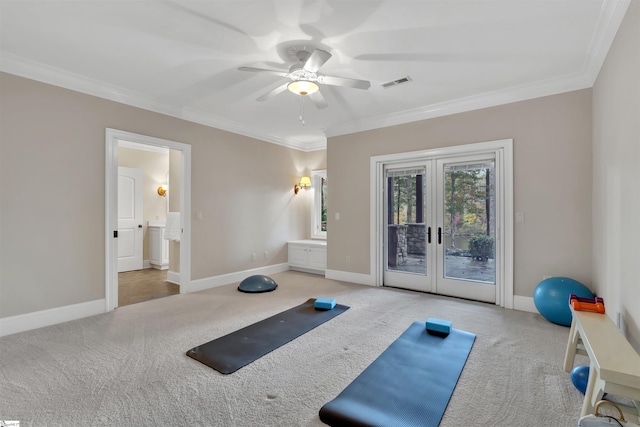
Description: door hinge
114,230,118,238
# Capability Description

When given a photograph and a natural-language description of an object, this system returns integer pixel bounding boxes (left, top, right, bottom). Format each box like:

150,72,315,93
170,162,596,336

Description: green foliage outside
444,169,490,247
391,175,419,224
321,177,327,232
469,235,494,261
389,167,494,256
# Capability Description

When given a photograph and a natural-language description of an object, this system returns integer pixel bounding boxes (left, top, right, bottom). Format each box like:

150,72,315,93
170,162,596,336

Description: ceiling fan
238,49,371,109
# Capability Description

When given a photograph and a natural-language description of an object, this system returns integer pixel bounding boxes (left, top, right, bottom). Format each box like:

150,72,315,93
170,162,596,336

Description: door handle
138,224,143,228
427,227,431,244
438,227,442,244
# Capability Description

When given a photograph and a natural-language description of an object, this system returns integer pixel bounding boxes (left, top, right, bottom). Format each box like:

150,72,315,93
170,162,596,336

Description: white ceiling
0,0,630,151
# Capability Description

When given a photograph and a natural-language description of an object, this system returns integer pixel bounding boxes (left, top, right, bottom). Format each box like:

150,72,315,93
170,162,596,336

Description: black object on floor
186,298,350,374
319,321,476,427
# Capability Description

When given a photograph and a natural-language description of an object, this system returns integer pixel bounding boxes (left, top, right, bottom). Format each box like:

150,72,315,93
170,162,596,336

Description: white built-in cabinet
288,240,327,274
148,221,169,270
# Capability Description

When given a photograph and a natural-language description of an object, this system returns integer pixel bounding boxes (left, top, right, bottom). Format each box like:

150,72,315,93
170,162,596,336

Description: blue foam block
426,318,452,336
315,298,337,310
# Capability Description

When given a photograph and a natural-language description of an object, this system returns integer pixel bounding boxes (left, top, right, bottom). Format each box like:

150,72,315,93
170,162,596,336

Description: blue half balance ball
570,365,589,394
238,275,278,293
533,277,593,326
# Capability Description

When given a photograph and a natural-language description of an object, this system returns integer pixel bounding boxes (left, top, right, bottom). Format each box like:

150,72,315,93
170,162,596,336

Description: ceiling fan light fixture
287,80,319,96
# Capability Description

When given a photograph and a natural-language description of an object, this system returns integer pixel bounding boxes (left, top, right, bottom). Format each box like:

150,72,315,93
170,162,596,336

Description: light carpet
1,271,588,426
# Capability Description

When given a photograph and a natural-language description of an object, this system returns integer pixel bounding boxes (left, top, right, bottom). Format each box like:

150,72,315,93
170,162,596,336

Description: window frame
310,169,327,240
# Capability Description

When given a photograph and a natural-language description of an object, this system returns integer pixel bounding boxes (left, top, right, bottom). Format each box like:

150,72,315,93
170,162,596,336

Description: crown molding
325,72,593,138
582,0,631,84
0,0,627,151
0,52,312,152
325,0,628,139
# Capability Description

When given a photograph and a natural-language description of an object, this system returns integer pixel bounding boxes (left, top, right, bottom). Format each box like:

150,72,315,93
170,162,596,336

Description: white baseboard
0,299,106,337
513,295,537,313
289,266,325,275
143,260,151,269
325,269,376,286
188,263,290,293
325,270,538,315
167,270,180,285
0,264,289,336
0,273,537,338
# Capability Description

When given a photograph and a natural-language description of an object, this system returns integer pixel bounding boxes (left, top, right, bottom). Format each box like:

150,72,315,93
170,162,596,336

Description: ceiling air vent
382,76,413,88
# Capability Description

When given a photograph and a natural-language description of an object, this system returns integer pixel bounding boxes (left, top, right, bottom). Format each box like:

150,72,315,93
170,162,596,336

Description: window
311,170,327,239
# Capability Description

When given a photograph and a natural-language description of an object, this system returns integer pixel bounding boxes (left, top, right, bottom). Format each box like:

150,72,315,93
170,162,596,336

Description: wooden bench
563,306,640,417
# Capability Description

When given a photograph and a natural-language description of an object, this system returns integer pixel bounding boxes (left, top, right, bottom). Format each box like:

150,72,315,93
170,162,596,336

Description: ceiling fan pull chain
299,96,305,125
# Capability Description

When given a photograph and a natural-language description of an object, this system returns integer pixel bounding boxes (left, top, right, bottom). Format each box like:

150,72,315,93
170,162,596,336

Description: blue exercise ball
238,275,278,293
533,277,593,326
571,365,589,394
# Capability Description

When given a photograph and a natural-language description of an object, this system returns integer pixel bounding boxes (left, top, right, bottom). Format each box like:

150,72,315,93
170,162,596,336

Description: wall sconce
294,176,311,194
157,184,168,197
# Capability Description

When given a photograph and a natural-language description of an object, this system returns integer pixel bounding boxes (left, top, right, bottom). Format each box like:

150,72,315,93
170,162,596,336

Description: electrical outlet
264,250,269,259
346,255,350,265
251,252,256,261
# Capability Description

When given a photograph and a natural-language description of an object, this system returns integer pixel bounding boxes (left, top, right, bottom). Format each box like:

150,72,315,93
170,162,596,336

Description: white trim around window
311,169,327,240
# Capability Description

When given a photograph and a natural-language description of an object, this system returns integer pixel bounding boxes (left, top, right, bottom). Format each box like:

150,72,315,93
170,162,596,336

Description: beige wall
592,0,640,350
327,89,593,299
118,146,169,261
0,72,310,318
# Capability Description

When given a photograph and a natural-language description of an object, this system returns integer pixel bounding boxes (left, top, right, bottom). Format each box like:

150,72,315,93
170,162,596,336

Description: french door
383,154,498,303
383,162,433,291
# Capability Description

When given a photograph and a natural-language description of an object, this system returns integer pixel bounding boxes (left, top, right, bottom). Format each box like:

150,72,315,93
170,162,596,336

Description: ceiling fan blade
303,49,332,73
308,91,328,109
256,83,289,102
318,75,371,90
238,66,289,78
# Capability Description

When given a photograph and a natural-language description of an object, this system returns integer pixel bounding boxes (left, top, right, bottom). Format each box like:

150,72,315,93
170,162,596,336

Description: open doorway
105,129,192,312
118,268,178,306
116,142,178,306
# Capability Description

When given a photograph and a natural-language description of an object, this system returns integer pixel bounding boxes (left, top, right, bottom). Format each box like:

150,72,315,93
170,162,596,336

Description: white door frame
105,128,192,312
370,138,514,308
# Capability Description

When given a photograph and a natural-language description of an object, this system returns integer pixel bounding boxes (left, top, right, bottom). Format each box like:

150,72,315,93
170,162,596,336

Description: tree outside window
311,170,327,239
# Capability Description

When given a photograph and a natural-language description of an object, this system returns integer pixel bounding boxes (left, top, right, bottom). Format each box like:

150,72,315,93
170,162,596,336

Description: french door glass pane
386,169,426,275
443,161,496,283
321,176,327,232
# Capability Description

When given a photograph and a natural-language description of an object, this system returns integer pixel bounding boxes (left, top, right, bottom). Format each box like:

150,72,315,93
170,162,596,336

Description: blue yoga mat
319,321,476,427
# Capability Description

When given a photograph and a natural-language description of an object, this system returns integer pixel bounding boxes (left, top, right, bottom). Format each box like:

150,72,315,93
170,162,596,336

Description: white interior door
118,167,143,272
